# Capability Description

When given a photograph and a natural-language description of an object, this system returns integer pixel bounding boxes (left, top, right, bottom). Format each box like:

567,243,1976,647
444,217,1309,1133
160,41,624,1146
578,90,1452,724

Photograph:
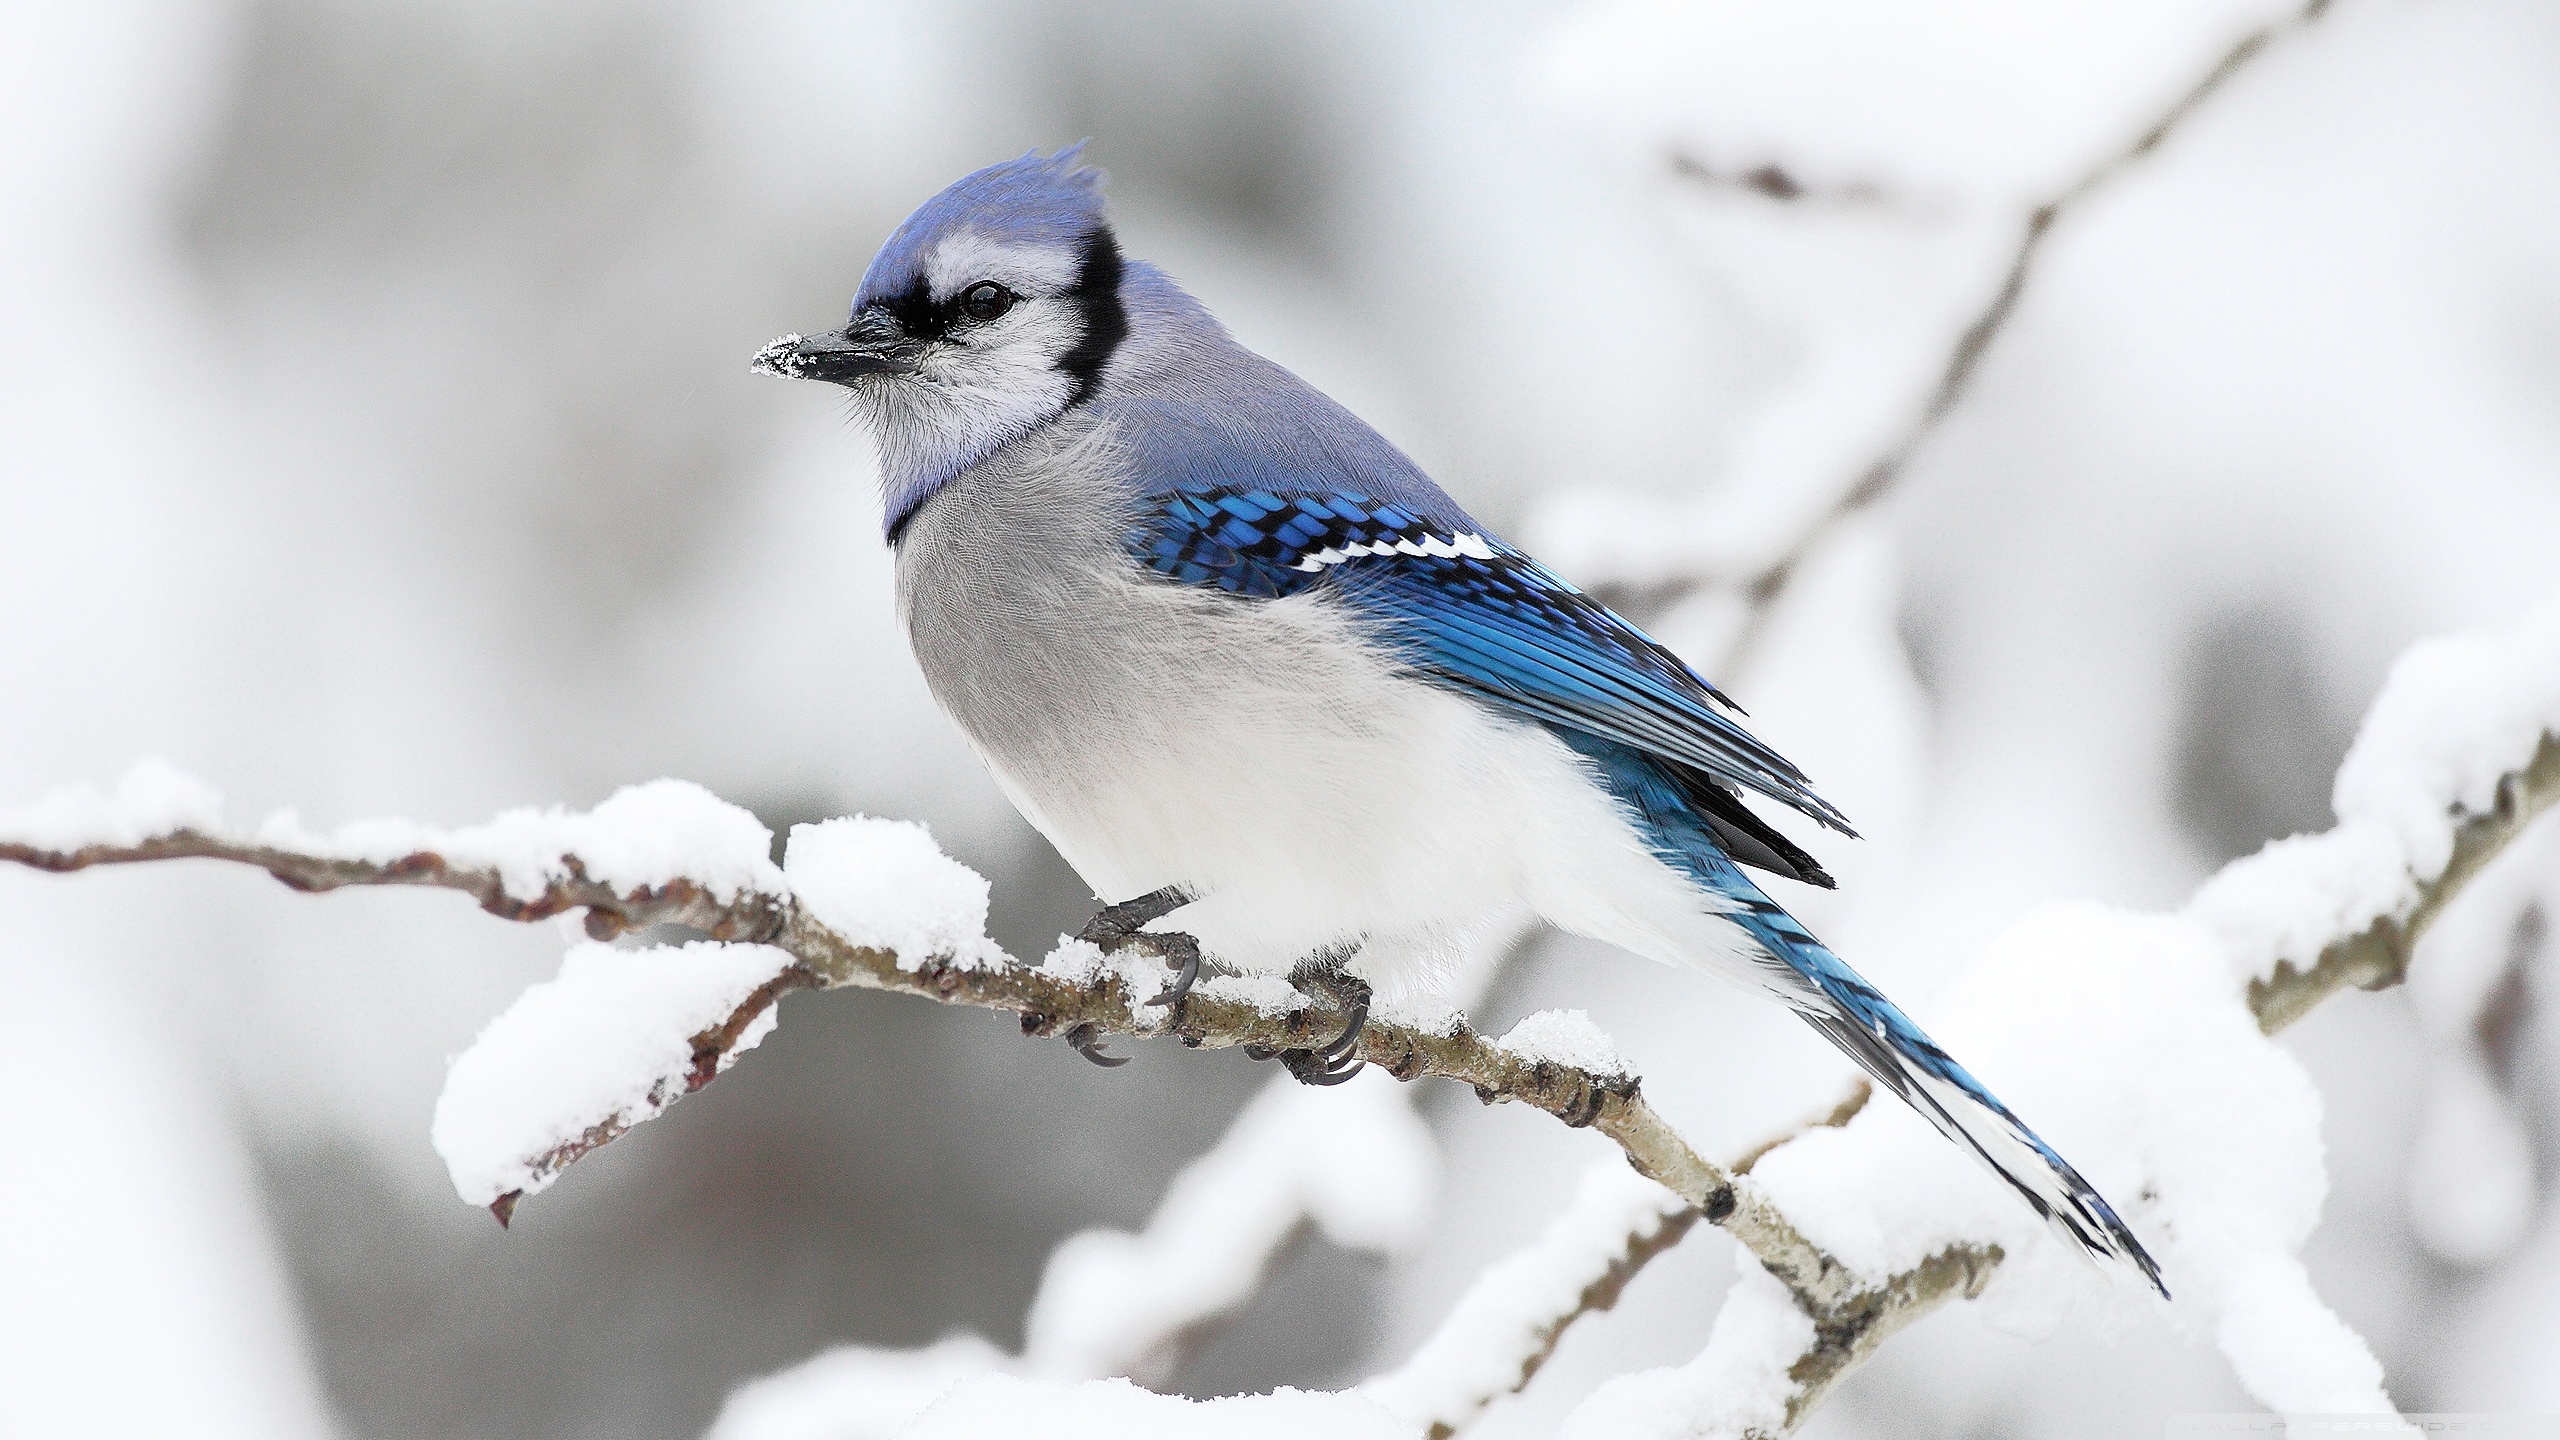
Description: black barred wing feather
1126,487,1855,836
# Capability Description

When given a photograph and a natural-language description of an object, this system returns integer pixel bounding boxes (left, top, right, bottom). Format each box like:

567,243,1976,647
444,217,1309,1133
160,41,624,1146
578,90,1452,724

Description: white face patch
922,229,1082,302
854,289,1084,495
1289,532,1498,574
852,227,1107,493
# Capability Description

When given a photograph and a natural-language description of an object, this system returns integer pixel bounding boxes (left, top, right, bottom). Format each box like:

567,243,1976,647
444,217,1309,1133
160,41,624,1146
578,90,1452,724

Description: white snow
705,1335,1013,1440
1373,987,1469,1038
784,817,1003,969
2189,594,2560,987
0,757,224,851
2330,596,2560,879
1036,935,1141,991
1554,595,2560,1429
1522,0,2313,597
1193,971,1305,1017
271,778,788,906
897,1376,1409,1440
1540,0,2300,204
1364,1160,1684,1432
1496,1008,1632,1080
431,939,795,1208
0,761,790,908
2403,1053,2536,1267
1022,1072,1437,1381
1035,937,1305,1017
1600,901,2388,1432
1562,1256,1811,1440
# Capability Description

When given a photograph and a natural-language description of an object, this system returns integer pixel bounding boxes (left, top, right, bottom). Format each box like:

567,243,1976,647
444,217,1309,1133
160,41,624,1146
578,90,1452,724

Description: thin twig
1660,0,2335,670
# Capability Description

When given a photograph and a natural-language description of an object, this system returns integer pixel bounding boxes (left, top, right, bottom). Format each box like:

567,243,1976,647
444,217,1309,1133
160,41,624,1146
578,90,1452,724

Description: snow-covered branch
1730,0,2338,600
8,591,2551,1438
1361,1161,1697,1438
1535,0,2337,662
1566,600,2560,1437
0,768,1833,1297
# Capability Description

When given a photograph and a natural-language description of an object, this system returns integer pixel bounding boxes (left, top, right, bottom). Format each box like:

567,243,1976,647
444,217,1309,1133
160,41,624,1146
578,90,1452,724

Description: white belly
894,431,1753,994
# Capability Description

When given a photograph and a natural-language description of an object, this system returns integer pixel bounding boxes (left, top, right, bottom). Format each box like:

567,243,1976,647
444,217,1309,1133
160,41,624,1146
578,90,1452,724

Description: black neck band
1057,226,1127,408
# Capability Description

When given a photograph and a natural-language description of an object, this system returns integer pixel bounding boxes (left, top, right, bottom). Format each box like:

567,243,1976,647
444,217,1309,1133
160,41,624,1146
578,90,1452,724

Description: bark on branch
5,724,2548,1431
0,819,1840,1303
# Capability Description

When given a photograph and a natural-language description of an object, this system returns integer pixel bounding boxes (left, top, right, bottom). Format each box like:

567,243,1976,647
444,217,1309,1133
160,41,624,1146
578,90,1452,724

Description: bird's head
755,145,1130,529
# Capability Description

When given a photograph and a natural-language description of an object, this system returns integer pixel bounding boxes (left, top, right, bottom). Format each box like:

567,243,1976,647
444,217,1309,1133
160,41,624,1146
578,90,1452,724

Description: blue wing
1126,484,1855,841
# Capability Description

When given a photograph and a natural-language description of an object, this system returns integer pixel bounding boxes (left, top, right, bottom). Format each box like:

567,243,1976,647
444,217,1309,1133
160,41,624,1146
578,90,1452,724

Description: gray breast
892,416,1420,896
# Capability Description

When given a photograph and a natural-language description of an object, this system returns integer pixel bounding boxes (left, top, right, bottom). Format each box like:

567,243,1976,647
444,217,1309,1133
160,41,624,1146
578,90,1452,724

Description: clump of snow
1035,937,1301,1016
1036,936,1130,990
1366,1160,1684,1432
2405,1053,2536,1267
1498,1008,1631,1080
431,940,794,1207
1374,987,1468,1038
2185,823,2418,990
898,1376,1410,1440
1192,972,1305,1017
277,778,786,907
1022,1074,1435,1381
2331,595,2560,880
1741,902,2390,1414
2191,597,2560,987
0,757,224,850
705,1335,1012,1440
1563,1256,1811,1440
0,760,793,911
784,818,1001,969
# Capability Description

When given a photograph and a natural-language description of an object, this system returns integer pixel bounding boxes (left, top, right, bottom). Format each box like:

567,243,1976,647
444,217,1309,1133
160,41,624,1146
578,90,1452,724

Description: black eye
960,281,1014,321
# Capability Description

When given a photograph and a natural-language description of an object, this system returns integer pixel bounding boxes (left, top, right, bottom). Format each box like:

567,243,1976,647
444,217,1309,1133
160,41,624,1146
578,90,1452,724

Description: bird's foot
1248,962,1372,1086
1064,1022,1128,1068
1074,886,1204,1015
1139,932,1204,1010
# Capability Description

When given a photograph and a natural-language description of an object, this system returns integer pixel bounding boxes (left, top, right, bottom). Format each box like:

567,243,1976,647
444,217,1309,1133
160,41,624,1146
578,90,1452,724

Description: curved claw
1145,934,1203,1009
1066,1023,1130,1068
1281,1046,1365,1086
1316,988,1369,1062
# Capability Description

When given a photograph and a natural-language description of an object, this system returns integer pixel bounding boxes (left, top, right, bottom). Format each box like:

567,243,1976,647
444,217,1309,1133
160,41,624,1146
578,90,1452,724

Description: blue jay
755,147,2163,1293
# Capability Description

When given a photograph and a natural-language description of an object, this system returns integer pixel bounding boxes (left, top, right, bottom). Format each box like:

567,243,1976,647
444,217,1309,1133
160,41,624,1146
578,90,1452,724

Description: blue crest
856,144,1109,309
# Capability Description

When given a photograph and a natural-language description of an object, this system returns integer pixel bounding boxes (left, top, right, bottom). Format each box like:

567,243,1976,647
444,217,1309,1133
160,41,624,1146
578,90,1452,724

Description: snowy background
5,0,2559,1436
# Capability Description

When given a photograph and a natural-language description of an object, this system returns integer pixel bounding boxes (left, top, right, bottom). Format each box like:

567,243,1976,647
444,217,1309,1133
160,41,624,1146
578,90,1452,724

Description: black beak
751,309,914,384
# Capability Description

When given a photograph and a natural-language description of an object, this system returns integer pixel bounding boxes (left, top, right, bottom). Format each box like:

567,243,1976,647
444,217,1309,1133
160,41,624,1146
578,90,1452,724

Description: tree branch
6,638,2537,1437
1638,0,2335,669
1374,720,2553,1437
2248,732,2560,1034
1751,724,2560,1434
0,812,1842,1305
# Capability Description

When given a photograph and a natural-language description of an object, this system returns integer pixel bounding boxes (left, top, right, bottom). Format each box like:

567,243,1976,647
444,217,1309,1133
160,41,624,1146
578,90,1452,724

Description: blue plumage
761,146,2169,1299
1126,484,1852,835
856,145,1109,312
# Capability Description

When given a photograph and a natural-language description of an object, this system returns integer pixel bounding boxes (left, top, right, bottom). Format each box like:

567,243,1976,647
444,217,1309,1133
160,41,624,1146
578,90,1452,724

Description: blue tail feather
1725,902,2167,1297
1563,728,2167,1296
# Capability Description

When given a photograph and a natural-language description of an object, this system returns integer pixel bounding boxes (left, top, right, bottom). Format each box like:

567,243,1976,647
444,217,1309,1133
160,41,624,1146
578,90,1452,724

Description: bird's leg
1074,885,1203,1011
1075,885,1192,948
1270,954,1370,1086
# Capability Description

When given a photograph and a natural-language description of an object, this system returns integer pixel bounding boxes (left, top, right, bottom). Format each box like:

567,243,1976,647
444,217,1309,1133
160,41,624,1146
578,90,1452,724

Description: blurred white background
4,1,2557,1436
